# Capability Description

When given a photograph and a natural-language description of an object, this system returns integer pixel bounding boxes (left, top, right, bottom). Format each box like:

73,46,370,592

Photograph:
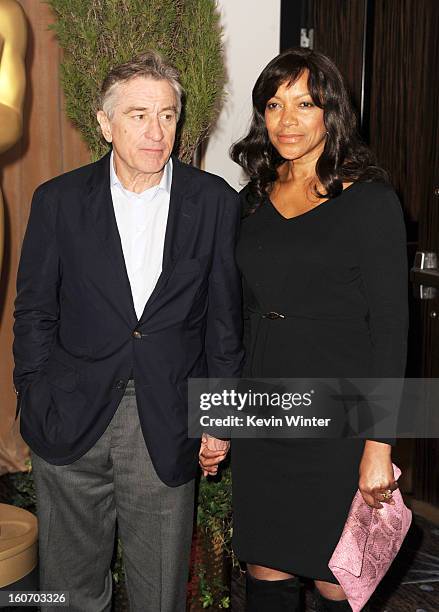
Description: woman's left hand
358,440,398,509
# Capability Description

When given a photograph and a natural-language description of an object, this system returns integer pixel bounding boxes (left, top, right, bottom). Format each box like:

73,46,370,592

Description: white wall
202,0,281,191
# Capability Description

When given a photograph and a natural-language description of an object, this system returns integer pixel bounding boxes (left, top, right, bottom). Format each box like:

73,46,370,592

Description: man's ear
97,110,112,143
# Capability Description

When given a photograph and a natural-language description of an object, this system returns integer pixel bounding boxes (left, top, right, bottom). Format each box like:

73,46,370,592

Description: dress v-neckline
267,181,358,221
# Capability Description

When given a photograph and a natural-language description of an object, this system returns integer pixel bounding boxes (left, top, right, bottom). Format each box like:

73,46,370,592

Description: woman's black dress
231,181,408,583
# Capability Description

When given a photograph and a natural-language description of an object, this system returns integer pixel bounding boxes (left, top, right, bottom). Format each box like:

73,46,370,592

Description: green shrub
195,464,235,609
8,460,36,513
47,0,225,162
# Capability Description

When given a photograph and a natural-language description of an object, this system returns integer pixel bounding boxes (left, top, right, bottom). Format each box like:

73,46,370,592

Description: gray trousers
31,382,195,612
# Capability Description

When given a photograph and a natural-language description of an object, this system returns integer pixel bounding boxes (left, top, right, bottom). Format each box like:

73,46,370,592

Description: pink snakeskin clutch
328,464,412,612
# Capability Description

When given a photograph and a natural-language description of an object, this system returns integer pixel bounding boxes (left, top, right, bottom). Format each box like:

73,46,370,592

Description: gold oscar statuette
0,0,27,271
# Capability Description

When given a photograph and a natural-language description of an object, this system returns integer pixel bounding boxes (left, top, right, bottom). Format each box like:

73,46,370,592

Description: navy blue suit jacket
13,152,244,486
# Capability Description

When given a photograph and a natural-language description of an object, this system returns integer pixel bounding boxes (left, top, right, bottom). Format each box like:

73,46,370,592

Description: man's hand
359,440,398,509
198,433,230,477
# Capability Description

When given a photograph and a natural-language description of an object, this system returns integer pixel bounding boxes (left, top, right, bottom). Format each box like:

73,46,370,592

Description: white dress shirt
110,152,172,320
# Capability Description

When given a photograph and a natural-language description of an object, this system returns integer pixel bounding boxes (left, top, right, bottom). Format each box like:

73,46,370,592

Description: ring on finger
380,489,393,500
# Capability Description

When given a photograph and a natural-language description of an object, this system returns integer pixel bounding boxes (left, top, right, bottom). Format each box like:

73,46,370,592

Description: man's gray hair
99,50,183,119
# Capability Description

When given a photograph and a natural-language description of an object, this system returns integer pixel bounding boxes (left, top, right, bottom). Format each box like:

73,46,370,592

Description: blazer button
114,379,125,390
133,330,142,339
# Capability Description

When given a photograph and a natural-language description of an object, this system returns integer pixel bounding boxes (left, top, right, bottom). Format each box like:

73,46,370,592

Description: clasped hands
199,433,230,477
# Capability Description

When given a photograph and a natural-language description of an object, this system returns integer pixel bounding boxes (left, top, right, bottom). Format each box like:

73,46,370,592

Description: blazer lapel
138,156,197,322
163,156,197,266
85,152,138,326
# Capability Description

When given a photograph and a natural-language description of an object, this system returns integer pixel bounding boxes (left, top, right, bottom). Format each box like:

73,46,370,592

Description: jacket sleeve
13,185,60,396
205,183,244,379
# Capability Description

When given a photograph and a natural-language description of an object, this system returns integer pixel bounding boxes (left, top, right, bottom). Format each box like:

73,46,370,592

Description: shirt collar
110,151,172,197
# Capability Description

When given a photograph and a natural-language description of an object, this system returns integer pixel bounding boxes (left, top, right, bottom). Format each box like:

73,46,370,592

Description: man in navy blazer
13,51,243,611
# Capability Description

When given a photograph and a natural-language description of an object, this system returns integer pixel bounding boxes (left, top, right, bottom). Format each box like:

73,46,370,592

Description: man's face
97,76,178,182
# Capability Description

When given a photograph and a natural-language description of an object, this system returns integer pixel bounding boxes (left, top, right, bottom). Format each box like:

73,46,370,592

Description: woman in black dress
229,48,408,610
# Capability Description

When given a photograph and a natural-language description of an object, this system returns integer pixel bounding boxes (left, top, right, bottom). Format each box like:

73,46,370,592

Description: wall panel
312,0,366,115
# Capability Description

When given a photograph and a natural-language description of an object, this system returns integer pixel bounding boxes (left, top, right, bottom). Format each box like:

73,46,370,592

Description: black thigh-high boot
246,572,301,611
313,589,352,611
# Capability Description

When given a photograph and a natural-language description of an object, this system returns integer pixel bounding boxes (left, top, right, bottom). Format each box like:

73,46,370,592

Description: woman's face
264,70,327,163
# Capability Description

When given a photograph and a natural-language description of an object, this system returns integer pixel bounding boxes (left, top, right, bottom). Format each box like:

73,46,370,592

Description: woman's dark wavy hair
230,47,387,211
